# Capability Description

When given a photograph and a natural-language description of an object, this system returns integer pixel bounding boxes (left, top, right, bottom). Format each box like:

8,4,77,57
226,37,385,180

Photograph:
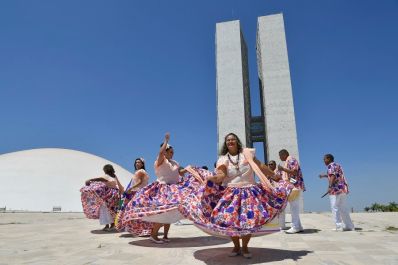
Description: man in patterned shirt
319,154,354,231
278,149,305,234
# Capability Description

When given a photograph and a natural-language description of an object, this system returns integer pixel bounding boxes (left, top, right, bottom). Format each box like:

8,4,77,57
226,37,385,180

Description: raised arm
155,133,170,167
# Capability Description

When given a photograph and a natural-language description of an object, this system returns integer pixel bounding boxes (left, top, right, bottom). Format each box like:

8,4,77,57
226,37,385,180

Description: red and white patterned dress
115,169,153,236
80,177,120,221
121,158,203,225
179,149,293,237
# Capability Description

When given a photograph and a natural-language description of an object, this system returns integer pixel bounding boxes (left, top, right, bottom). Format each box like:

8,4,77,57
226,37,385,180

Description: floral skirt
179,169,293,237
121,170,204,225
115,191,153,236
80,181,120,219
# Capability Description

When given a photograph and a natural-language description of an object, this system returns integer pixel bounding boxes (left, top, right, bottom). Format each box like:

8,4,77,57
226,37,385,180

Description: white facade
0,148,133,212
257,14,300,161
216,20,252,151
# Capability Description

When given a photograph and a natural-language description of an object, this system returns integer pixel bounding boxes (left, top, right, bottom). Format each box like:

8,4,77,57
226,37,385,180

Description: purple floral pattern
286,157,305,190
120,169,204,225
80,181,120,219
115,190,153,236
327,162,349,195
179,168,293,237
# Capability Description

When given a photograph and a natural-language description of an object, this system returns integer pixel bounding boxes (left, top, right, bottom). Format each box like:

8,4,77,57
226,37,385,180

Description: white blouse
154,158,180,184
131,169,150,190
216,150,256,186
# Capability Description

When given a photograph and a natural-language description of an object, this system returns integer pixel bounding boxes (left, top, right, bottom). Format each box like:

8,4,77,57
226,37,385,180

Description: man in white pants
278,149,305,234
320,154,354,231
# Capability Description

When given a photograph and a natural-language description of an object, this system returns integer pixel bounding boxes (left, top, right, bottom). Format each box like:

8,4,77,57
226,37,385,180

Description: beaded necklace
227,153,240,171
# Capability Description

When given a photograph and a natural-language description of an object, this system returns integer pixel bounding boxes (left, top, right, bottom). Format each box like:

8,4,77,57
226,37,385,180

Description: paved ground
0,212,397,265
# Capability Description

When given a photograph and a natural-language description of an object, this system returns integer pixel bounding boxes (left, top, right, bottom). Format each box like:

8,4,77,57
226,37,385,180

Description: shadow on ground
129,236,229,248
119,233,134,238
194,247,312,265
90,229,119,234
0,222,27,225
301,229,321,234
119,233,151,238
280,228,320,234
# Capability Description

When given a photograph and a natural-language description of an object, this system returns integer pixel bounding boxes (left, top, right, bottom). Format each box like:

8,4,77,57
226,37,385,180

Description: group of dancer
80,132,354,258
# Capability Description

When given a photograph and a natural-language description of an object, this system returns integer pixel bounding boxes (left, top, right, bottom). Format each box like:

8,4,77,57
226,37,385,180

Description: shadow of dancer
90,229,119,234
194,247,312,264
129,236,229,248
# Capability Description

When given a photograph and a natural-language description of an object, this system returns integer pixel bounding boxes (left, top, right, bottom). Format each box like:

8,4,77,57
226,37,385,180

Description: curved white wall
0,148,133,212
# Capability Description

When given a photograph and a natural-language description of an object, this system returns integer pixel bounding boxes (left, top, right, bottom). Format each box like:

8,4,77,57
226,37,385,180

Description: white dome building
0,148,133,212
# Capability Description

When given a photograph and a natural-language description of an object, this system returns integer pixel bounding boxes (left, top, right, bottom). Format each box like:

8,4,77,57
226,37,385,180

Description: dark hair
268,160,276,165
160,143,173,150
279,149,289,156
134,158,146,170
201,166,209,170
103,164,115,177
324,154,334,162
220,133,243,155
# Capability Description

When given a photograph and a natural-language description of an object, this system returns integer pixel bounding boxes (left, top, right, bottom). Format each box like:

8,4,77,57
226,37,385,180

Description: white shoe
285,227,303,234
332,225,343,231
149,237,164,244
242,252,252,259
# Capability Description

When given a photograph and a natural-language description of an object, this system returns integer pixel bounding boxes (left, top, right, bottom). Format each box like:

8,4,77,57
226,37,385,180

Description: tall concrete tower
215,13,302,211
215,20,252,151
256,14,299,162
216,13,298,162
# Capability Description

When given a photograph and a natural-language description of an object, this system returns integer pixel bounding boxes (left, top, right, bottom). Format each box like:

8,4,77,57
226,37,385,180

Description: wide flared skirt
80,182,120,219
121,170,204,225
179,169,293,237
115,191,154,236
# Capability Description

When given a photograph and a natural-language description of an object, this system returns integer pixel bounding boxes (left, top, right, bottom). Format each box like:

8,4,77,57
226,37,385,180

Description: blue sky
0,0,397,212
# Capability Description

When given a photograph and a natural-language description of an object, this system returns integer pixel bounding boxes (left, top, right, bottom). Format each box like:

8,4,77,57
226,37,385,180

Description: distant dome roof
0,148,133,211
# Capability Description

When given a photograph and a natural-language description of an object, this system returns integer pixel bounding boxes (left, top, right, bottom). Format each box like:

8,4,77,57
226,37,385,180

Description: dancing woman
180,133,293,258
121,133,200,243
80,164,121,231
115,158,153,236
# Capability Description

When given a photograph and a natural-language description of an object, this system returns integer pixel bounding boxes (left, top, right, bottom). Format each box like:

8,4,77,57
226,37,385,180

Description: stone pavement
0,212,397,264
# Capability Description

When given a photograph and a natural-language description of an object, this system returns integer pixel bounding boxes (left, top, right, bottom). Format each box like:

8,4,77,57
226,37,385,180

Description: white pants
279,190,303,230
329,193,354,229
99,203,113,225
